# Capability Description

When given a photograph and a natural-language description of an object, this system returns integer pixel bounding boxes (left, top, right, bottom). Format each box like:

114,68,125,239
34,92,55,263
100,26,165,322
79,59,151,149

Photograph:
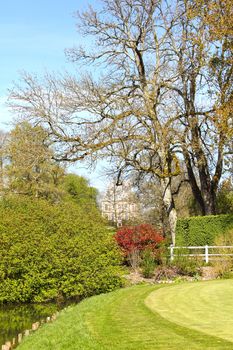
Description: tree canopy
61,173,98,207
8,0,233,243
4,122,65,200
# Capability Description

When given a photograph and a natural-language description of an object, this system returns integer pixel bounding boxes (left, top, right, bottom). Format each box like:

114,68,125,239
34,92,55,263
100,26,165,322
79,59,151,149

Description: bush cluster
115,224,164,270
176,214,233,246
0,196,123,304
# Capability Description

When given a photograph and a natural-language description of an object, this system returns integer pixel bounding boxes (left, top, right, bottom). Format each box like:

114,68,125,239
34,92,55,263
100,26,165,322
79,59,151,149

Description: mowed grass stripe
146,279,233,343
18,284,233,350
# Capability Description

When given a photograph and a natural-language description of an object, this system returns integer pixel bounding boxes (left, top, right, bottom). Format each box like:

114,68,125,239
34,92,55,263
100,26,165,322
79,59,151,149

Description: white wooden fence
170,245,233,263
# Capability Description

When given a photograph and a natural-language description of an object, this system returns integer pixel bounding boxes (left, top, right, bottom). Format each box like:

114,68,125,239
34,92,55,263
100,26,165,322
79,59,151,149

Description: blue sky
0,0,108,191
0,0,87,121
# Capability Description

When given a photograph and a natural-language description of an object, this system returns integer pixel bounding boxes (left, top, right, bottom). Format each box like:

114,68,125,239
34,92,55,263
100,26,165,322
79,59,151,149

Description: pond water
0,301,70,348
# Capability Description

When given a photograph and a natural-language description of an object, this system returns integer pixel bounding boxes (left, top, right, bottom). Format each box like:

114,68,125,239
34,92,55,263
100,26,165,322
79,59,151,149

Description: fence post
205,245,209,263
170,244,174,261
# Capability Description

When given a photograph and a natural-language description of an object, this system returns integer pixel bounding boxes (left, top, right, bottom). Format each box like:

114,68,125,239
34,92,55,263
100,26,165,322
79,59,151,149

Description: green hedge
176,214,233,246
0,196,123,304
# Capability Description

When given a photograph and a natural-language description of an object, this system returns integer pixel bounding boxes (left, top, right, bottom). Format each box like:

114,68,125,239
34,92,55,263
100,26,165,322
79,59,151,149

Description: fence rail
170,245,233,263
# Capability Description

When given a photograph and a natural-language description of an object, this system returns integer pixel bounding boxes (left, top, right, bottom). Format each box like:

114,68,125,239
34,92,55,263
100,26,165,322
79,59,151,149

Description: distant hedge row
176,214,233,246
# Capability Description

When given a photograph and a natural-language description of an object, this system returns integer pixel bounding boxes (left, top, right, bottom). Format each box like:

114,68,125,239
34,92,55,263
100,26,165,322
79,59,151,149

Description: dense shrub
171,253,203,277
176,214,233,246
141,249,157,278
0,196,123,304
115,224,163,269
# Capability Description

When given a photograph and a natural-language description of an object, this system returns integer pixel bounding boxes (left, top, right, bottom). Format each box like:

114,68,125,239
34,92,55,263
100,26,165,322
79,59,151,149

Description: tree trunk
182,147,206,215
182,103,219,216
160,177,177,245
202,189,216,215
184,155,217,215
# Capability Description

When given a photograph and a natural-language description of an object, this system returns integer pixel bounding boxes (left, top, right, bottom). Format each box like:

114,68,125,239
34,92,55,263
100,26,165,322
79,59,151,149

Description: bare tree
8,0,232,243
9,0,183,244
163,0,233,214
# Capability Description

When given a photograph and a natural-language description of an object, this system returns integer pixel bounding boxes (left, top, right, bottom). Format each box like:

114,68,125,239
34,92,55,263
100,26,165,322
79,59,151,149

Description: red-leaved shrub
115,224,164,269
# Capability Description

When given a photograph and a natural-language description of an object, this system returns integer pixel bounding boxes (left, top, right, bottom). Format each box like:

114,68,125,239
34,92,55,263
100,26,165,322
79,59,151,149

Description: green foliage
210,230,233,278
61,173,98,207
176,214,233,246
0,196,123,304
171,249,203,277
141,249,156,278
216,179,233,214
5,122,65,200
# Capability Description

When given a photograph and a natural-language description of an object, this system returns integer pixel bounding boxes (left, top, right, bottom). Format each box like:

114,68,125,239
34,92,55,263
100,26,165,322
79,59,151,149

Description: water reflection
0,302,69,347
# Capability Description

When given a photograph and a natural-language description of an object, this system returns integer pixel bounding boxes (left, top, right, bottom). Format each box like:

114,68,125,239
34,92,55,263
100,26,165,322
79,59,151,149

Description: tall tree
164,0,233,215
9,0,232,242
61,173,98,207
5,122,65,200
10,1,182,244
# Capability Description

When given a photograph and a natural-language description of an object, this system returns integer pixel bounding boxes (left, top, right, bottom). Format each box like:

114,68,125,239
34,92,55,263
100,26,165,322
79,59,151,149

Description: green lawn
17,281,233,350
146,279,233,343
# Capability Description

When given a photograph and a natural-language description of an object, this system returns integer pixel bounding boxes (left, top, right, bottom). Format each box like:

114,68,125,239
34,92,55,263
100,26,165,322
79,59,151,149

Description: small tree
61,173,98,207
5,121,65,200
115,224,163,269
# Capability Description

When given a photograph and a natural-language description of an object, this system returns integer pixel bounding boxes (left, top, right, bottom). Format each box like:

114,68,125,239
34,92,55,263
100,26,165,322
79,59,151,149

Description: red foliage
115,224,164,256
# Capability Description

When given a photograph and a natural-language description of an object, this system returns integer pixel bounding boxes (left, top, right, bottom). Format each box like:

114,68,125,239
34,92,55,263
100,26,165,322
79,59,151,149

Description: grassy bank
18,282,233,350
